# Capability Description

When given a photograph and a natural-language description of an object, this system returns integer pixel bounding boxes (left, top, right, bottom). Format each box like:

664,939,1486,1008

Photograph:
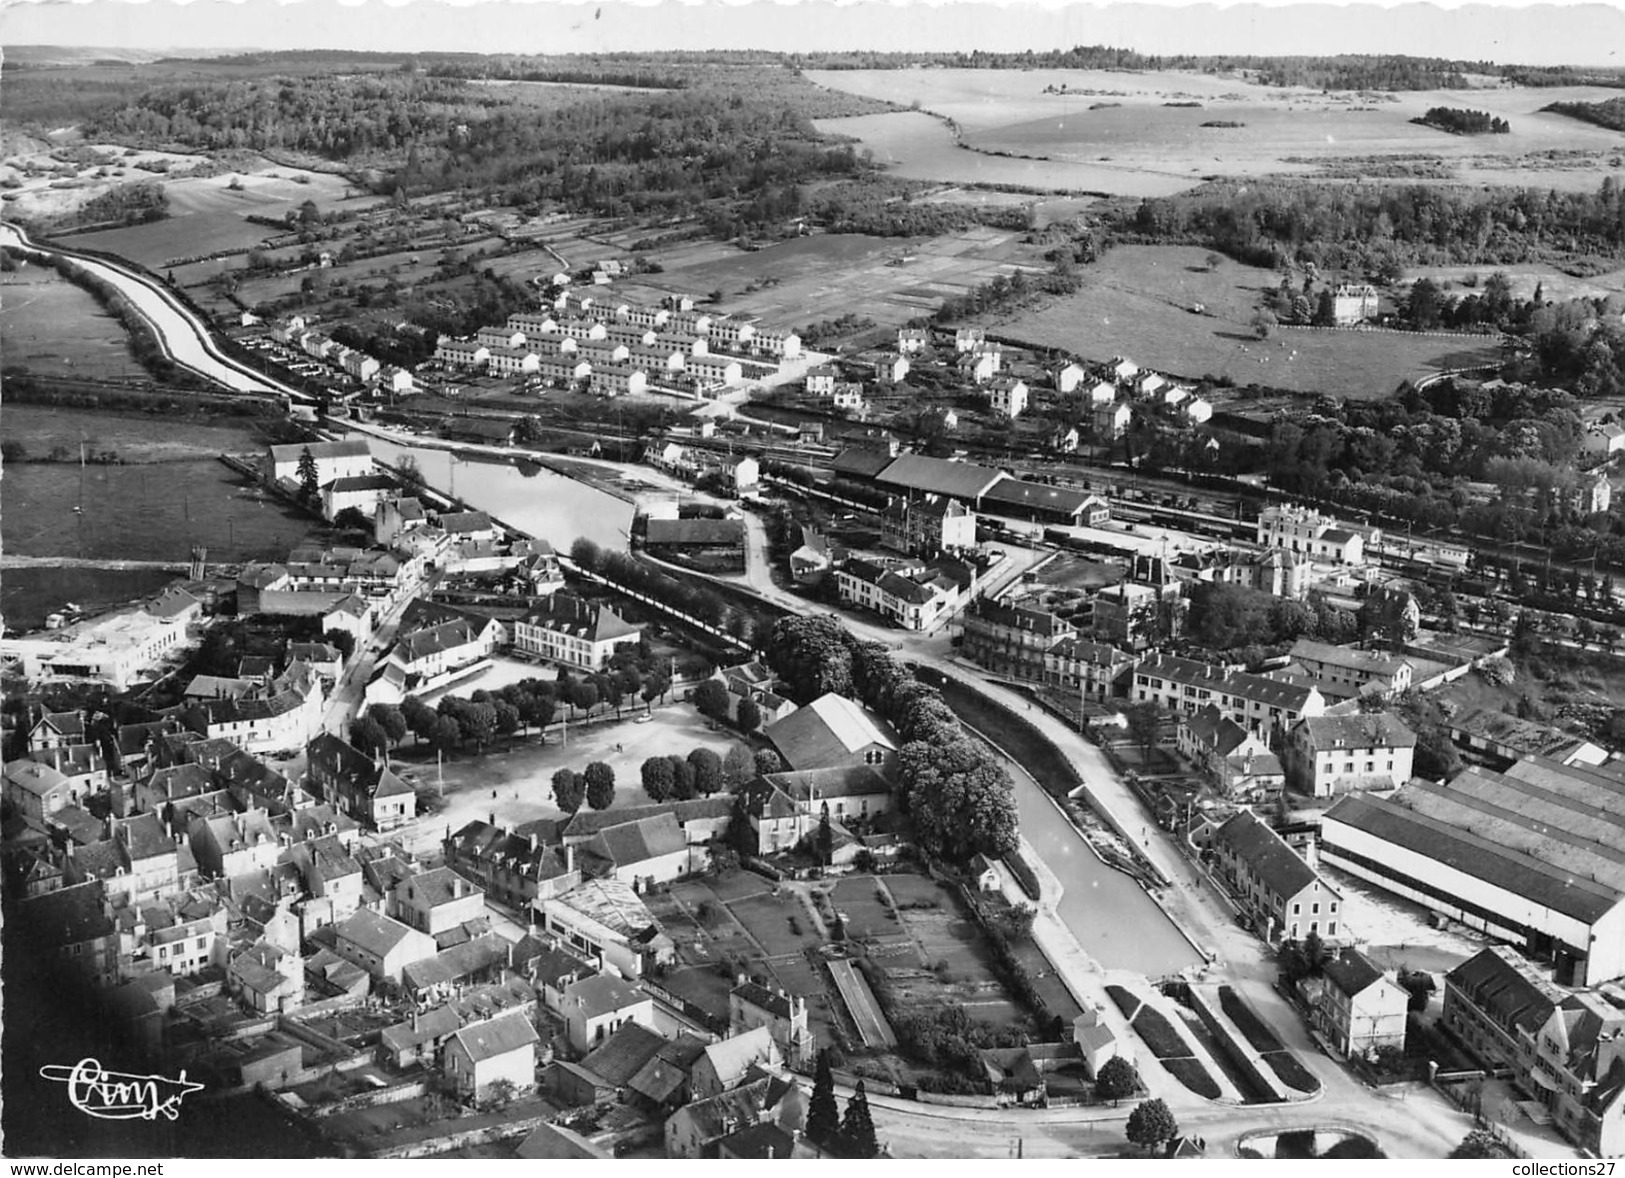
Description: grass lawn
991,244,1503,400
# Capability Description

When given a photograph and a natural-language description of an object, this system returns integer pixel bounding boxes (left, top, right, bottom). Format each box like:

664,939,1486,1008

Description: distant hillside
2,45,233,66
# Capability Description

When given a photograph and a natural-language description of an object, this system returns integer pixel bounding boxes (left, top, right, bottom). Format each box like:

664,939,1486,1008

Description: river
364,435,636,553
2,406,320,629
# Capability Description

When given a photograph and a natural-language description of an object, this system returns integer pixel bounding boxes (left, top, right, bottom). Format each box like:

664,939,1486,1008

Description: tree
669,755,697,801
296,446,320,506
460,701,498,749
839,1080,878,1159
349,714,388,756
583,761,616,810
1125,1098,1178,1155
899,738,1019,863
1125,703,1162,759
806,1049,840,1146
568,680,599,715
1095,1056,1139,1105
570,537,603,573
552,767,585,812
1450,1129,1512,1159
1250,309,1277,340
754,748,785,775
817,801,834,865
1205,252,1223,272
332,506,372,532
693,679,731,723
493,700,521,739
688,747,724,796
641,755,675,802
1302,928,1329,974
402,694,436,743
2,440,26,463
369,703,409,747
723,743,756,790
322,628,356,660
735,696,762,733
431,714,462,751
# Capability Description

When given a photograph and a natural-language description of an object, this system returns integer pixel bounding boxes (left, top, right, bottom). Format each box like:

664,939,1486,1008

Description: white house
987,377,1028,419
486,346,540,378
1054,362,1086,394
1333,284,1380,326
435,339,490,369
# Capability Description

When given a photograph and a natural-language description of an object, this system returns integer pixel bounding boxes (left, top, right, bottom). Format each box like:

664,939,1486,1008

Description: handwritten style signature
39,1059,204,1121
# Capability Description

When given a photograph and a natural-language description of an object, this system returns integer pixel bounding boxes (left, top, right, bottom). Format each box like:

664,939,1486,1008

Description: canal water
2,405,320,629
364,435,636,553
1008,755,1202,977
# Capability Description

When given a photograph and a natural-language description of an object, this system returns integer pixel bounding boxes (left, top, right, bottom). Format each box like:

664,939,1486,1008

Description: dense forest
76,66,882,229
1544,96,1625,132
1413,106,1510,134
1115,178,1625,272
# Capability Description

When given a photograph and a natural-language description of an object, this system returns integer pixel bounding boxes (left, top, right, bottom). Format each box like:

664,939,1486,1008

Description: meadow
810,70,1625,195
815,110,1198,197
999,243,1503,399
0,264,137,379
617,226,1049,333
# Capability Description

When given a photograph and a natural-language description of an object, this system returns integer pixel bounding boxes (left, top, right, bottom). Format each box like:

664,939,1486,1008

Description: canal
364,435,636,553
1008,751,1202,977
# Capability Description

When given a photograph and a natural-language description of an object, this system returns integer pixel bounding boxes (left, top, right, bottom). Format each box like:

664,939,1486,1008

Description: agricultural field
616,226,1048,336
0,264,139,379
996,243,1502,399
33,157,381,269
810,70,1625,195
815,110,1198,198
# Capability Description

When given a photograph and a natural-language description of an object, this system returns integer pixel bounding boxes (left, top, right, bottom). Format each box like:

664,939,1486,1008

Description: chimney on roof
529,832,538,853
565,845,575,874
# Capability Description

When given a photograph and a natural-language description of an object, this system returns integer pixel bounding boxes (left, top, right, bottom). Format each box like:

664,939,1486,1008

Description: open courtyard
393,697,749,855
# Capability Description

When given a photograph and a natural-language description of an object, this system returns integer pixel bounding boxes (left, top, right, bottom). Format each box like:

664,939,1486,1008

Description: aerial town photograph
1,0,1623,1163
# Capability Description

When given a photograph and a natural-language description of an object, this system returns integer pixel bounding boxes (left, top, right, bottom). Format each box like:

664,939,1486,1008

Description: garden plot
726,890,825,958
831,877,909,943
885,879,1023,1026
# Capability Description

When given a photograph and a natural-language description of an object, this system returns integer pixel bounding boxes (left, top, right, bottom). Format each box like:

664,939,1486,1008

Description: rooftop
763,693,898,772
876,453,1005,502
1323,770,1624,924
1213,809,1323,900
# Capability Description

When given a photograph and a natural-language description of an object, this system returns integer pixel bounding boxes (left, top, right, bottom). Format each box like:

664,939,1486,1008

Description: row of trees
570,538,747,638
806,1052,880,1158
762,616,1018,864
547,761,615,813
639,744,763,802
348,655,679,758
